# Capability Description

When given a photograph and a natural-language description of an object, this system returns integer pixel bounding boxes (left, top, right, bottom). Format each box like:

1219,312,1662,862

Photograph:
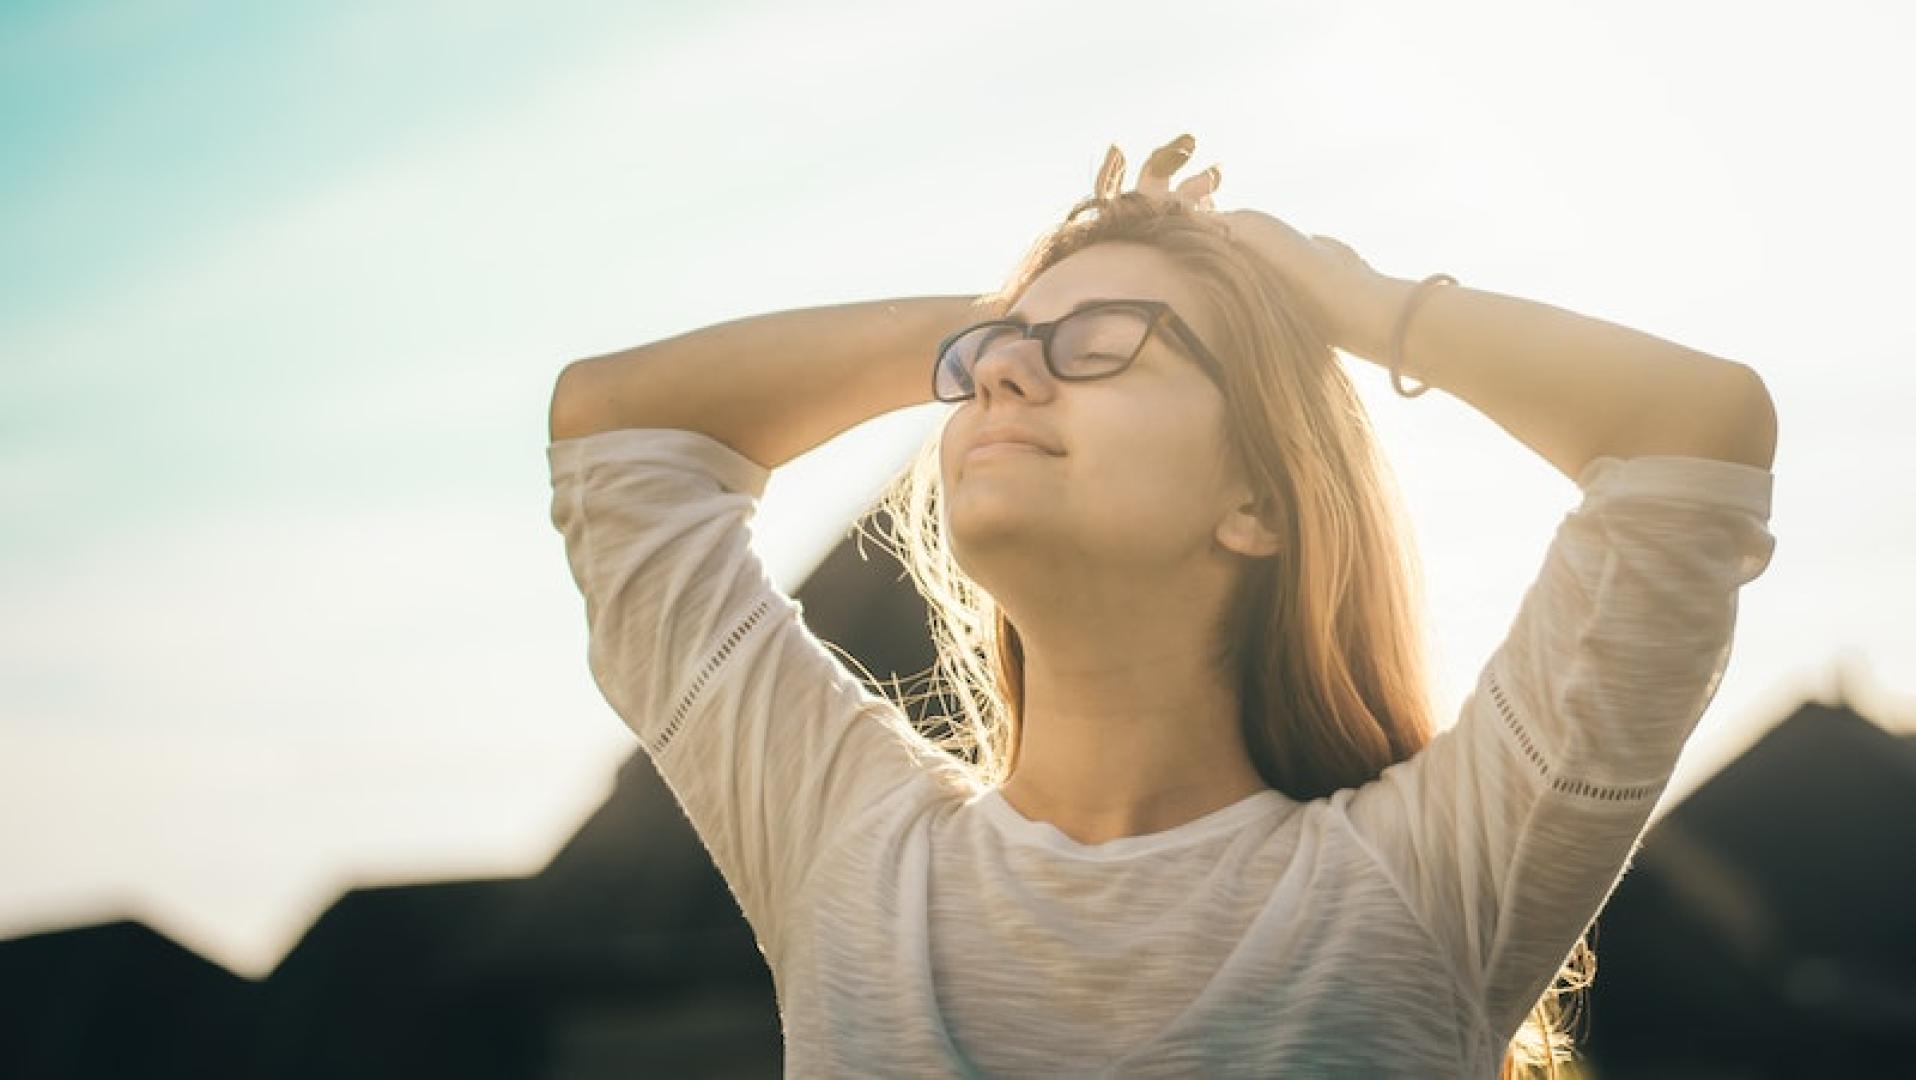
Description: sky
3,0,1913,978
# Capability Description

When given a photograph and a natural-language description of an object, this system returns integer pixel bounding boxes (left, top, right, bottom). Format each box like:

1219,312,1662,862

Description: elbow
1720,363,1778,471
549,360,601,444
1596,359,1779,472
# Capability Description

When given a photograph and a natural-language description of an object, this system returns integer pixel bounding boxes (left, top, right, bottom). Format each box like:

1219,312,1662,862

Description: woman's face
940,241,1257,587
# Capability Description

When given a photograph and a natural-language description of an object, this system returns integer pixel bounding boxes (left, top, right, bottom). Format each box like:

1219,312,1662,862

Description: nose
970,334,1056,405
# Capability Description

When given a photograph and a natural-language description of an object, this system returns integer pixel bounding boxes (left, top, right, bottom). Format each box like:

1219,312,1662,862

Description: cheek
1091,448,1216,532
1077,409,1231,544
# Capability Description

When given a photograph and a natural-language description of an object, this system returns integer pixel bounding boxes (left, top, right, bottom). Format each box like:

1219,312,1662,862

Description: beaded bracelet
1387,272,1457,398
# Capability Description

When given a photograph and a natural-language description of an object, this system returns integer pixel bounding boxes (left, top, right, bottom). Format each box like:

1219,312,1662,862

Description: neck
993,580,1271,846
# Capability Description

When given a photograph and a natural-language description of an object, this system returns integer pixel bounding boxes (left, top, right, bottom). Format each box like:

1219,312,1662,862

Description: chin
945,501,1039,574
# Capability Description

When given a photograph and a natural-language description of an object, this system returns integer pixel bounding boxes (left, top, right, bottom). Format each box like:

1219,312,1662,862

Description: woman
546,134,1778,1078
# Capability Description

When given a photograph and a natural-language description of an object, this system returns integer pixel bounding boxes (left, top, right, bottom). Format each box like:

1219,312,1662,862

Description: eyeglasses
932,299,1227,403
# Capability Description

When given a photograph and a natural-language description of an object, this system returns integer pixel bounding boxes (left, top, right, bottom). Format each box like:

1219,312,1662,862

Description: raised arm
1366,273,1779,477
543,294,1000,956
548,294,999,469
1204,184,1777,478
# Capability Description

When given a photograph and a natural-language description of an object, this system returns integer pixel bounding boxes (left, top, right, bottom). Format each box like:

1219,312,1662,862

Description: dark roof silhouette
0,919,256,1079
1581,701,1916,1074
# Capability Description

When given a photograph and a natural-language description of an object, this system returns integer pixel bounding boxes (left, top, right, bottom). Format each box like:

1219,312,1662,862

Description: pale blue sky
4,0,1912,975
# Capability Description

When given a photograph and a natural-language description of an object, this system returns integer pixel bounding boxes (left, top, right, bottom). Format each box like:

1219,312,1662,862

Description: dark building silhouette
0,919,257,1079
4,506,1913,1078
1579,703,1916,1076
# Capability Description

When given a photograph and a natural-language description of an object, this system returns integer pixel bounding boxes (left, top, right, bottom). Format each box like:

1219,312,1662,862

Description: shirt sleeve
1336,453,1777,1043
547,426,938,960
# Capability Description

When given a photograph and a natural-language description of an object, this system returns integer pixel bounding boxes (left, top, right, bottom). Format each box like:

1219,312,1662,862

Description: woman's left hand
1097,134,1407,360
1214,206,1406,361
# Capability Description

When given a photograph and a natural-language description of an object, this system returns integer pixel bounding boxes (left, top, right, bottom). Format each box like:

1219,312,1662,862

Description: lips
965,441,1051,462
969,426,1063,457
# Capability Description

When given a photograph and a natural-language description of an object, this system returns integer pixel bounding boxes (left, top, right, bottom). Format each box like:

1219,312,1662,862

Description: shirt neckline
975,785,1290,860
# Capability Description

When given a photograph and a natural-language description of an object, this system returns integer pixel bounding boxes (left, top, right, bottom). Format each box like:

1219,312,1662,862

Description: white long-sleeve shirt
547,425,1776,1078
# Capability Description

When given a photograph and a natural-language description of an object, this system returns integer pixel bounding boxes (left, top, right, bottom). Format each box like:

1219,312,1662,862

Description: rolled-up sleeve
1337,453,1776,1043
548,426,934,959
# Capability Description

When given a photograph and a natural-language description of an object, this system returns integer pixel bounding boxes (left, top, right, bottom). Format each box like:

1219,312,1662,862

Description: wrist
1342,274,1417,364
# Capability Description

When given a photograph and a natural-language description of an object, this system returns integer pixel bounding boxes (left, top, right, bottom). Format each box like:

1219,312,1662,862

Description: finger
1174,164,1220,203
1138,134,1195,196
1095,144,1125,200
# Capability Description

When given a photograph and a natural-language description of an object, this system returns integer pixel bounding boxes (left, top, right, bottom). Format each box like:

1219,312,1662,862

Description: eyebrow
1001,296,1141,327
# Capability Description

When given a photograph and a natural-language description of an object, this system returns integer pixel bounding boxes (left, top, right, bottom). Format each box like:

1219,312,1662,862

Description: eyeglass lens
935,306,1152,401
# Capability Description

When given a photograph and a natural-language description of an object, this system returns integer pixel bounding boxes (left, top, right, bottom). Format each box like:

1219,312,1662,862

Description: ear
1215,492,1282,558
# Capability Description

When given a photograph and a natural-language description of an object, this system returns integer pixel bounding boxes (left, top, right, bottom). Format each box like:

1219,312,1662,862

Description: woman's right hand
1095,133,1222,210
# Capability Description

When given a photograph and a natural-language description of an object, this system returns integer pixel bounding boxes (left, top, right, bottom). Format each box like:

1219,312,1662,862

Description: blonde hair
865,191,1593,1078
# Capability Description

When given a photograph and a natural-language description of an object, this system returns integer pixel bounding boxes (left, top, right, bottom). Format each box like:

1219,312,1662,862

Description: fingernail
1173,133,1195,149
1207,165,1222,186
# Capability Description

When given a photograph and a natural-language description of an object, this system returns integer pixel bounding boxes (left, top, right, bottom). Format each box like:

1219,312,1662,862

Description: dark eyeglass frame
932,298,1228,403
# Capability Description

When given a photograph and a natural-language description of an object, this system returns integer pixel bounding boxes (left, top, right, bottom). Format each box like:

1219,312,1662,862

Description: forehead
1008,242,1208,324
